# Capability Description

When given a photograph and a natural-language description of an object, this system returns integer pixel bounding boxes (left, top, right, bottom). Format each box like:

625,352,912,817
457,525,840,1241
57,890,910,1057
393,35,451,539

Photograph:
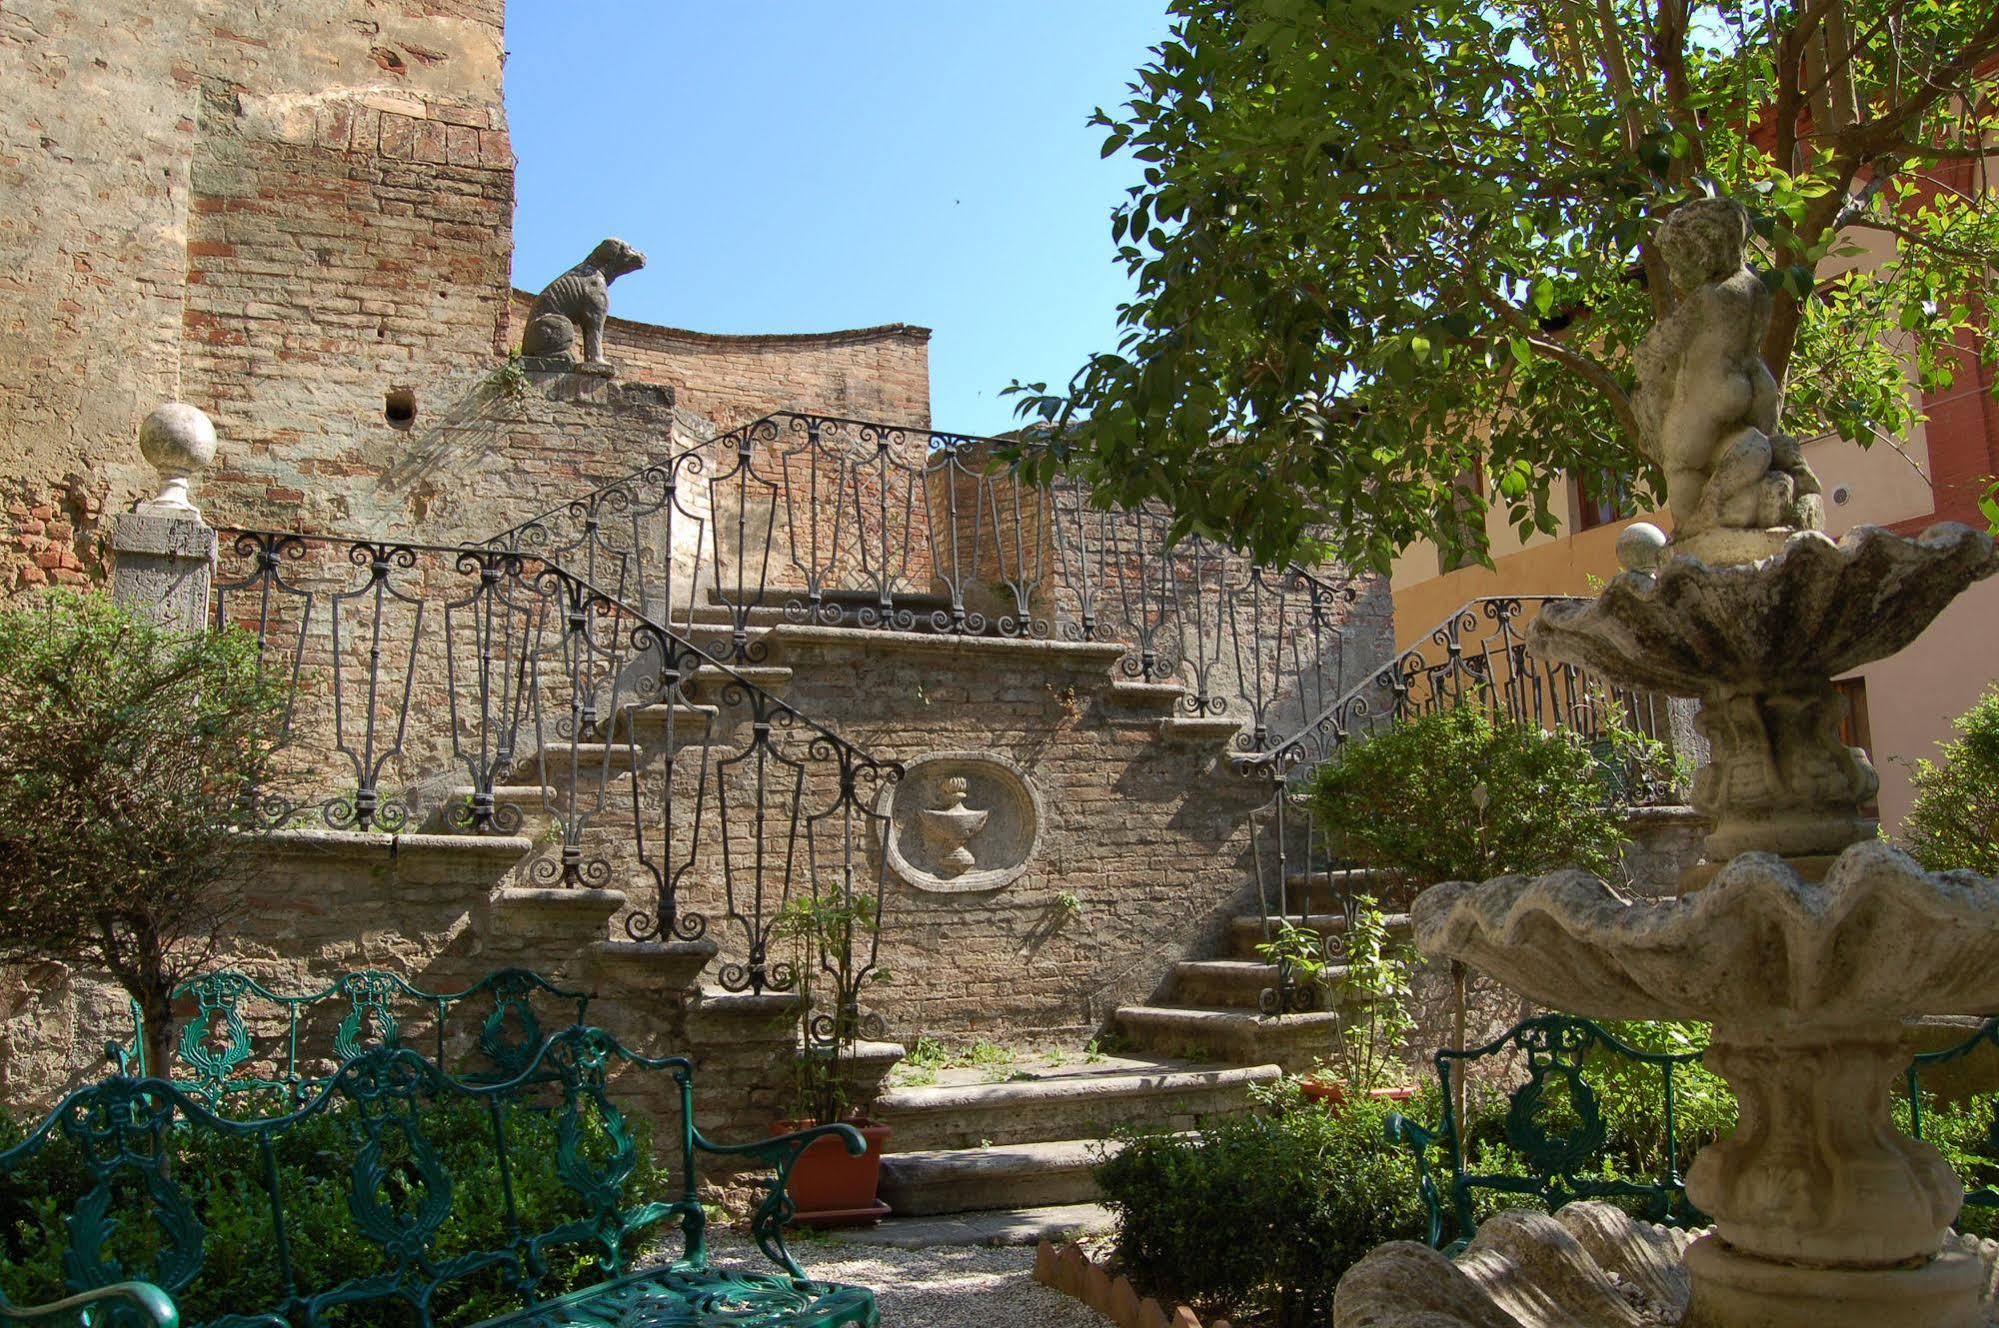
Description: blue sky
505,3,1172,435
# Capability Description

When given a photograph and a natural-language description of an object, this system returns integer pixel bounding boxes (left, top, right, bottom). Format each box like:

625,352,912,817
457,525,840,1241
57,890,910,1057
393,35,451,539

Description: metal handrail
211,530,899,1031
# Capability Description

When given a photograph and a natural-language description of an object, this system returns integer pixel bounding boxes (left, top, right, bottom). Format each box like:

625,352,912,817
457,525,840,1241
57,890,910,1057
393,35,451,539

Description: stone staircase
873,1054,1283,1215
867,866,1417,1218
1112,867,1415,1072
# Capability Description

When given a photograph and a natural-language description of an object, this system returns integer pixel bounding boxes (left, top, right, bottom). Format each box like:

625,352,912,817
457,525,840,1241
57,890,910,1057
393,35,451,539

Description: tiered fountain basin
1336,524,1999,1328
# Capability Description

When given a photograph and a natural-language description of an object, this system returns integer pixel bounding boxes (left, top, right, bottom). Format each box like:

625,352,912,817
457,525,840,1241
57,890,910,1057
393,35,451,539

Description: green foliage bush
1306,705,1631,885
0,589,288,1073
1902,686,1999,876
1095,1089,1425,1328
0,1097,673,1326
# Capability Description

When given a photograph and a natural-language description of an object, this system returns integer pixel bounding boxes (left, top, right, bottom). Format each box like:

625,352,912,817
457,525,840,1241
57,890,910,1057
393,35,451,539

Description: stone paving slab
823,1202,1116,1250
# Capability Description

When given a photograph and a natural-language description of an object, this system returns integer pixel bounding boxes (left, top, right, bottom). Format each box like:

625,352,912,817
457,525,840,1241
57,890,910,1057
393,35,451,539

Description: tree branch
1475,286,1646,448
1847,216,1999,269
1839,6,1999,157
1649,0,1708,181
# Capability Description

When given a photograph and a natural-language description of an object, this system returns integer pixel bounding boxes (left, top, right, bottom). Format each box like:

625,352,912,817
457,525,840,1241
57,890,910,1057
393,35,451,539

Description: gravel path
714,1233,1108,1327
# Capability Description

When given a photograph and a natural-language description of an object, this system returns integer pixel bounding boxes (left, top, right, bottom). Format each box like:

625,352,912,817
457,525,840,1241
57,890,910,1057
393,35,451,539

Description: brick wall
1,0,511,584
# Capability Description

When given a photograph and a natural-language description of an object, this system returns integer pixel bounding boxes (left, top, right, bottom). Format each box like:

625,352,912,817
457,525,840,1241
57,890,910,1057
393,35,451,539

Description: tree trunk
139,982,175,1082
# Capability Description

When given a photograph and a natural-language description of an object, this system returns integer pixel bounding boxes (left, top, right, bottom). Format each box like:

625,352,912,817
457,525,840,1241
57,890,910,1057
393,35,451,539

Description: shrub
1902,686,1999,876
1307,704,1631,886
0,1096,673,1326
1095,1089,1425,1327
0,590,288,1073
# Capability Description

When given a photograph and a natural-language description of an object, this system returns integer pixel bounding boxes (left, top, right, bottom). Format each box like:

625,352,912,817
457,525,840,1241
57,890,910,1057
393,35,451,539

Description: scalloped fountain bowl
1533,523,1996,860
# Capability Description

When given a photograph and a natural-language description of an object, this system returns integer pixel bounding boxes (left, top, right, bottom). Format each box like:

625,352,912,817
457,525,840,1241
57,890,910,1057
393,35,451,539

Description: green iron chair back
1387,1012,1708,1250
112,967,590,1110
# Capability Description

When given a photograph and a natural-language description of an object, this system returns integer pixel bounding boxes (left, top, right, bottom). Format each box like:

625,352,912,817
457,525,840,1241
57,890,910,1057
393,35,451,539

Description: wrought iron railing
484,412,1370,746
211,531,897,1028
112,966,589,1107
1236,597,1677,1013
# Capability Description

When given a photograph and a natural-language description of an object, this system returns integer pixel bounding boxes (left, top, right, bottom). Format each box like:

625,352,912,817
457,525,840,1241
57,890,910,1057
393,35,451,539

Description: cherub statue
520,238,647,374
1631,198,1823,560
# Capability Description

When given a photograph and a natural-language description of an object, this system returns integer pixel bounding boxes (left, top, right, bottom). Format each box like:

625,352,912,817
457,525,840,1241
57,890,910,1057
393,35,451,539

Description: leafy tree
0,591,287,1078
1902,684,1999,875
1009,0,1999,569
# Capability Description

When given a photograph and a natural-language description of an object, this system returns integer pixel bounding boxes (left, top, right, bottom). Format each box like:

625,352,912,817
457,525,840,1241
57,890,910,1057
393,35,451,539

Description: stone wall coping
510,289,933,347
256,828,534,862
767,623,1129,668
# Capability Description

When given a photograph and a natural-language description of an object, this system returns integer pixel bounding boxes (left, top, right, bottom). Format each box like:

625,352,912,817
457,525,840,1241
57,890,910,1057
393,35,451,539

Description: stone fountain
1335,198,1999,1328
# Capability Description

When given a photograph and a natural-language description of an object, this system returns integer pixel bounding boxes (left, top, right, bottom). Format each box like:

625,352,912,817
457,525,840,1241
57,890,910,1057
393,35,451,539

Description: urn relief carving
877,752,1042,893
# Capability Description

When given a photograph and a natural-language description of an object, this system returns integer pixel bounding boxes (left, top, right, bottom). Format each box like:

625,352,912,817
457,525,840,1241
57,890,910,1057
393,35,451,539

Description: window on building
1574,469,1635,531
1834,676,1878,817
1834,677,1873,757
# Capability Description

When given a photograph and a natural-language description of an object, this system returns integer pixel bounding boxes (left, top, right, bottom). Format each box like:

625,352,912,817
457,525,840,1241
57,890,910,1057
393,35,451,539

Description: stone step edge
880,1137,1115,1182
874,1062,1281,1116
1113,1004,1343,1028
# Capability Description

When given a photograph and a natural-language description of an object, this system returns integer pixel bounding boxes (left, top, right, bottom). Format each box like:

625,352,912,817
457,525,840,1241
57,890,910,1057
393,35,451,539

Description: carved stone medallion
876,751,1042,893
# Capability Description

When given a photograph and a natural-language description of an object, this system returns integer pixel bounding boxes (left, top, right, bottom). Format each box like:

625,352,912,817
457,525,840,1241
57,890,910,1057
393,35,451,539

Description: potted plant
1260,895,1418,1109
771,889,893,1225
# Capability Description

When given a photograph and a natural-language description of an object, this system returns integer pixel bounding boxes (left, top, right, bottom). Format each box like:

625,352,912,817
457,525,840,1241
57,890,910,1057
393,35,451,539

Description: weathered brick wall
0,0,512,589
506,291,933,431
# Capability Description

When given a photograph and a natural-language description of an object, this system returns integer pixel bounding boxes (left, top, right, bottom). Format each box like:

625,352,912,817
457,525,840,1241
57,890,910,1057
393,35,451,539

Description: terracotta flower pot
774,1119,891,1227
1300,1078,1417,1112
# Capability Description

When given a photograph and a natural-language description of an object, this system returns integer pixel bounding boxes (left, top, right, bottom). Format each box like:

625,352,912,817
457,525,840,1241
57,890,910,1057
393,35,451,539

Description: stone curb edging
1032,1239,1232,1328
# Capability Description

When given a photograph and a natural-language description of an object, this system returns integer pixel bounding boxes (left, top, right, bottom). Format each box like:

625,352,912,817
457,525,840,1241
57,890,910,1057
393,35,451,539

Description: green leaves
0,590,290,1069
1902,684,1999,877
1306,703,1631,886
1012,0,1999,570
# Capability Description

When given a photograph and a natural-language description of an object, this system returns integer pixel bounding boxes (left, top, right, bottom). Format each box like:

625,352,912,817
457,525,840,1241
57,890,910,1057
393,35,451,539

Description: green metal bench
1908,1016,1999,1218
112,967,590,1109
2,1025,877,1328
1,1284,180,1326
1386,1013,1708,1250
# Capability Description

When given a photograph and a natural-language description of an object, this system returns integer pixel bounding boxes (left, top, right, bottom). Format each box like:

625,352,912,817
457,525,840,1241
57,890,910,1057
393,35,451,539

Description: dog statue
519,237,647,373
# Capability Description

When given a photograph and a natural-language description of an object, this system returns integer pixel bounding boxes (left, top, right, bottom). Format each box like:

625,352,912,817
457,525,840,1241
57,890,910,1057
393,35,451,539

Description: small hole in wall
385,387,417,430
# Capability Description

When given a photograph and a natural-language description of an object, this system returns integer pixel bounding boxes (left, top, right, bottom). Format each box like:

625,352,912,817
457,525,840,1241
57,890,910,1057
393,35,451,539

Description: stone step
514,729,718,781
681,664,793,702
828,1202,1114,1250
422,784,556,833
878,1138,1113,1216
1227,911,1413,960
1157,714,1245,746
590,938,718,992
1170,958,1357,1009
1285,865,1400,895
871,1058,1280,1152
1111,1004,1343,1072
602,700,722,740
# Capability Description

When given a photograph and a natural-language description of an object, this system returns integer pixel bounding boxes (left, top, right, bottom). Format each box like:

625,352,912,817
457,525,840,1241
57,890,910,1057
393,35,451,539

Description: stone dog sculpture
520,237,647,373
1631,197,1823,563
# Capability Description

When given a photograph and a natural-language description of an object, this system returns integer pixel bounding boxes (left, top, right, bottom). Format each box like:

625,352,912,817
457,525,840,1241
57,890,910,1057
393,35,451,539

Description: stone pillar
111,403,218,631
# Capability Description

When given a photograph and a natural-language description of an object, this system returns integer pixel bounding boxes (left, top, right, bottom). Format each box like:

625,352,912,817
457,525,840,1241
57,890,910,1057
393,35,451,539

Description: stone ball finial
1616,521,1669,575
137,402,217,516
